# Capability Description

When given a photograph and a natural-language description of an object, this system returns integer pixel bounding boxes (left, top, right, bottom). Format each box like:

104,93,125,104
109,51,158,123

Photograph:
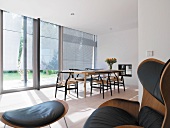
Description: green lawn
3,72,57,81
3,72,22,80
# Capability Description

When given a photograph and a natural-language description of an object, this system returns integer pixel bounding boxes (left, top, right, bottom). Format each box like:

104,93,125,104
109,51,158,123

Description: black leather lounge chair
83,58,170,128
0,100,69,128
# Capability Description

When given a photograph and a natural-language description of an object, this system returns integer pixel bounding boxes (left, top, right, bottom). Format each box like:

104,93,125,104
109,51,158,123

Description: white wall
138,0,170,101
97,28,138,87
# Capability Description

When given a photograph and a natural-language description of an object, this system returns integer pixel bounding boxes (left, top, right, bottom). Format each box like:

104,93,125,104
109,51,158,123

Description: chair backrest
69,68,82,78
56,72,72,84
137,58,170,127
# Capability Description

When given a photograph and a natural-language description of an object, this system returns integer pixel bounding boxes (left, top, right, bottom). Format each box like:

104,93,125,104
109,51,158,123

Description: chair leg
109,83,112,96
77,82,78,98
100,84,101,94
65,86,67,100
101,80,104,99
55,85,58,98
64,117,68,128
90,86,92,96
75,82,77,93
123,81,125,91
118,82,120,93
108,80,112,95
102,85,104,99
90,81,92,96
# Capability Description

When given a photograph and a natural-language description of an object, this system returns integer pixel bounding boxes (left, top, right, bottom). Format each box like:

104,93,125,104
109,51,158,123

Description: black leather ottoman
1,100,68,127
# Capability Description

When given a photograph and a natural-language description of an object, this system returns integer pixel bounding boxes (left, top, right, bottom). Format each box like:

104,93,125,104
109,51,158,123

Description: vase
109,64,113,70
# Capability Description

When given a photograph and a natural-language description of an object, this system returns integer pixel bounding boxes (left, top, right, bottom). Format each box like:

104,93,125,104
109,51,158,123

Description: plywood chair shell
138,58,170,128
160,62,170,128
141,88,165,116
99,98,139,119
137,58,165,105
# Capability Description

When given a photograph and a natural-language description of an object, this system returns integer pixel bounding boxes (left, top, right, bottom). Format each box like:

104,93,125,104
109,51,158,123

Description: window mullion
0,10,3,94
23,16,27,85
33,18,40,90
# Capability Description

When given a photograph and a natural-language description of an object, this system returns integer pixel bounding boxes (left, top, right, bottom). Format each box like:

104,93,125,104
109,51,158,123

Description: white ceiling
0,0,138,35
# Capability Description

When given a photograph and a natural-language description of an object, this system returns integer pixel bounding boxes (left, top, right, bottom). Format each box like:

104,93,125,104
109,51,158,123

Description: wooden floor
0,83,138,128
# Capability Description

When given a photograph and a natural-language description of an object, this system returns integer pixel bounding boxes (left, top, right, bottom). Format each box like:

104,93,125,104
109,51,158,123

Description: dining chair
109,72,125,93
55,72,78,100
90,72,112,99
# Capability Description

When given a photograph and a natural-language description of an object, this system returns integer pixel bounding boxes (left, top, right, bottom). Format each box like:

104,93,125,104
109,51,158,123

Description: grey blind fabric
40,21,59,70
3,12,33,70
63,27,96,70
3,12,22,71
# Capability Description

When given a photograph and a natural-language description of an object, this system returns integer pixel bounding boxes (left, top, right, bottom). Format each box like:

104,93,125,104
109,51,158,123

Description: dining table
59,69,124,98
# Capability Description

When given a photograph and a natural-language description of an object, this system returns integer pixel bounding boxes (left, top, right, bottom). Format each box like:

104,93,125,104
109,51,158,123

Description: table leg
84,74,87,98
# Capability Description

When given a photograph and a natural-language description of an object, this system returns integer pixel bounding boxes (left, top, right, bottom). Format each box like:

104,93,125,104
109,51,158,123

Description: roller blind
40,21,59,70
63,27,97,70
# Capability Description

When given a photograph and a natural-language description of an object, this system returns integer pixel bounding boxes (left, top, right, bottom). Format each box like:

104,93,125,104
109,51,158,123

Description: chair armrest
99,98,140,119
115,125,144,128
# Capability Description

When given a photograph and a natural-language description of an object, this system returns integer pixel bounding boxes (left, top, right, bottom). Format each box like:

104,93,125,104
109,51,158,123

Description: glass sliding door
3,12,33,90
40,21,59,86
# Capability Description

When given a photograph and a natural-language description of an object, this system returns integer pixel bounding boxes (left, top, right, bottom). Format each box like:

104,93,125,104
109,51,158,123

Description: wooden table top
59,69,124,74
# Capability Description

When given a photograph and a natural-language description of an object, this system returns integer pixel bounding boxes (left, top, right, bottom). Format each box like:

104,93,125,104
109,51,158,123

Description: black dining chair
55,72,79,100
90,72,112,99
109,72,125,93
